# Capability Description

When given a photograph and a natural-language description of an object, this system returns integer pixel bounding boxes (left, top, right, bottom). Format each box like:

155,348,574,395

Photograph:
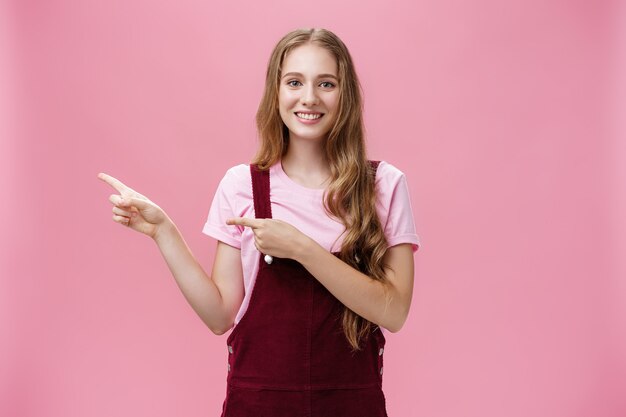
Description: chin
290,130,330,142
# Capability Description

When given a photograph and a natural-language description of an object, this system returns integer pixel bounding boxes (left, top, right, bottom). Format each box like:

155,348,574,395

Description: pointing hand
225,217,311,261
98,172,168,239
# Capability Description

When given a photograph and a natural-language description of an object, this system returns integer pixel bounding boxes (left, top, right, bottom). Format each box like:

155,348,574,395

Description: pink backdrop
2,0,625,416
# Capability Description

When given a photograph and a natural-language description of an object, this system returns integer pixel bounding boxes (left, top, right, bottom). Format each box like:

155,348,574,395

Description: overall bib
220,162,388,417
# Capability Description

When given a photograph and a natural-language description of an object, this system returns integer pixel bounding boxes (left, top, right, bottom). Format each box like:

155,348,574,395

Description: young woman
99,28,420,417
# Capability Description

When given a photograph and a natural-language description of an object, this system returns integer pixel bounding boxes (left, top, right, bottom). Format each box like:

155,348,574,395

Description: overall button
379,348,384,356
380,366,383,375
228,363,231,372
228,345,233,354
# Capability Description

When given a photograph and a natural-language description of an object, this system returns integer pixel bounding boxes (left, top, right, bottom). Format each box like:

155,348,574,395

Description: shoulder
373,160,407,190
219,164,252,188
222,163,251,181
216,164,253,200
370,160,420,250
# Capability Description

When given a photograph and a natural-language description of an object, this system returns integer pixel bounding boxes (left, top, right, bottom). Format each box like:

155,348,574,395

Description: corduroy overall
220,162,388,417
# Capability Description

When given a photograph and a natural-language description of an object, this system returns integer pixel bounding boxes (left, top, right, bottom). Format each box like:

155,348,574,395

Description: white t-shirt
202,160,420,326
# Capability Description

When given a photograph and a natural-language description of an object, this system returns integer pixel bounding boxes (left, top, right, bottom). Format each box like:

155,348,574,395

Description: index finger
97,172,129,193
226,217,262,228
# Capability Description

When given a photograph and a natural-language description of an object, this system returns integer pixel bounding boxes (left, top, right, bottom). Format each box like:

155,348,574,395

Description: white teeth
296,112,322,120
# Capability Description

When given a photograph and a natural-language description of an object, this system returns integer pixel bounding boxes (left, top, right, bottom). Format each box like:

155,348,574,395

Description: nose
300,84,319,106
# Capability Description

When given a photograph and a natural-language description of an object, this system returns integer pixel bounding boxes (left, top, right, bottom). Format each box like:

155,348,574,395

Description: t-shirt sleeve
376,162,421,253
202,166,248,249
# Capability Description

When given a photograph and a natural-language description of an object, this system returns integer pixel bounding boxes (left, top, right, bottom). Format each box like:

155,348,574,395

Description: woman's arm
154,221,244,335
226,217,414,333
296,241,414,333
98,173,243,335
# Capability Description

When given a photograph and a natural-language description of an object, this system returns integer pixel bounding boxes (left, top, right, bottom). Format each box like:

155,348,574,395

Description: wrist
293,235,318,264
153,216,177,245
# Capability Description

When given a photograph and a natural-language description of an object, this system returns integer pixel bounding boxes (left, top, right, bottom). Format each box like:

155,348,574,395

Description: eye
320,81,335,88
287,80,302,87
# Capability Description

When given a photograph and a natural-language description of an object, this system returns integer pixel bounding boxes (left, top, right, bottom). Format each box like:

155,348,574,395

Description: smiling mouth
295,112,324,120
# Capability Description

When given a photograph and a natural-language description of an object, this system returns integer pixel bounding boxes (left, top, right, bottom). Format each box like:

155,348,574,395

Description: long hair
252,28,390,351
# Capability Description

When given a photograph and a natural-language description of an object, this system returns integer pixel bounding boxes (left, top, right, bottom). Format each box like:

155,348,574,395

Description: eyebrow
281,72,338,80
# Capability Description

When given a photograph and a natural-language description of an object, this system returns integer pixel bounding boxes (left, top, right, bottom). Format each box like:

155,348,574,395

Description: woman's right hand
98,172,169,239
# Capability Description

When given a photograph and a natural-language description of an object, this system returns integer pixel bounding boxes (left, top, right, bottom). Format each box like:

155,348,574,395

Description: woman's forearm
295,239,414,333
153,218,230,334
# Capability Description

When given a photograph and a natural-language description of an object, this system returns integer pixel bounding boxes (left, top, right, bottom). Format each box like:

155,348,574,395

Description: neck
281,137,331,188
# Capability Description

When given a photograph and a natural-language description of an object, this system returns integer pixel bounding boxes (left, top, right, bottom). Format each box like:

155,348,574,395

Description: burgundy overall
220,162,388,417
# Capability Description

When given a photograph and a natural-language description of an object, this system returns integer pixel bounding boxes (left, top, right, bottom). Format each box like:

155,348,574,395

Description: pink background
2,0,625,416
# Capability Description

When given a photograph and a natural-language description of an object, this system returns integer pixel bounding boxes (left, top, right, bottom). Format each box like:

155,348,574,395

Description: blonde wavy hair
252,28,390,351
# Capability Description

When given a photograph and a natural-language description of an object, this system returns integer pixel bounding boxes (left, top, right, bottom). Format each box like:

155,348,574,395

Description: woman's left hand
225,217,311,261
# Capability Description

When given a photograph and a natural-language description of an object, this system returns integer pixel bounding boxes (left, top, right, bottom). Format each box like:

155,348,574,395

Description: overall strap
250,164,272,219
368,160,380,176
